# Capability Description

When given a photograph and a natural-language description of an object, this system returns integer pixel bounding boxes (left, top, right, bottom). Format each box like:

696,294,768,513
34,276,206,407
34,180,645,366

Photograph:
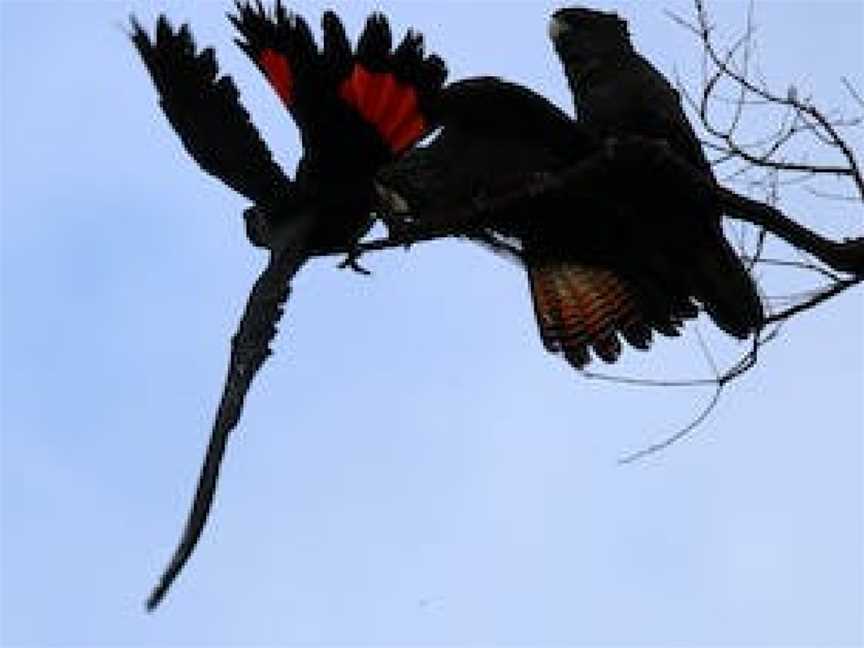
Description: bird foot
337,246,372,275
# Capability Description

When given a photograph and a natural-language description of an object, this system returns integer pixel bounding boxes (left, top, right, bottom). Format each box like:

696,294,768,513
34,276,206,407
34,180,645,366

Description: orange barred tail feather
528,260,701,369
529,261,641,368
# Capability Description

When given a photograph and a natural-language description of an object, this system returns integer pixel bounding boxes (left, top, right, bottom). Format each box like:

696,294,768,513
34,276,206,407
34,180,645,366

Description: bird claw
338,247,372,275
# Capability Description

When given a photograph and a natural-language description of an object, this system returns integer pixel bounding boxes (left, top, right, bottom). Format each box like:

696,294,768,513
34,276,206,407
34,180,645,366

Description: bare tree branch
718,188,864,273
300,0,864,462
677,0,864,201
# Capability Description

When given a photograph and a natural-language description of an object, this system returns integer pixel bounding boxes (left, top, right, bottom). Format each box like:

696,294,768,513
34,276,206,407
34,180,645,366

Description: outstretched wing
131,15,292,205
145,215,313,611
139,7,449,610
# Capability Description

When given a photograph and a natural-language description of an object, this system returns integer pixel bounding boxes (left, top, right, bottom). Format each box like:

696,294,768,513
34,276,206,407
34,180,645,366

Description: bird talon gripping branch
337,247,373,275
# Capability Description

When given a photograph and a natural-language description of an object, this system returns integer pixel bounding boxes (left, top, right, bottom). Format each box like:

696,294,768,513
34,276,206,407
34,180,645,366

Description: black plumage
378,66,763,367
549,7,764,340
550,8,712,174
131,5,446,610
132,3,766,610
131,16,293,207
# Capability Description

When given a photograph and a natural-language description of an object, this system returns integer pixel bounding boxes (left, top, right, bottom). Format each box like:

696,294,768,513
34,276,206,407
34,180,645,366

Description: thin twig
618,386,723,464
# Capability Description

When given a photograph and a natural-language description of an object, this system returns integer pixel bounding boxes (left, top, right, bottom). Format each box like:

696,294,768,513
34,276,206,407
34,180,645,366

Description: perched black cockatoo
378,78,694,366
378,14,764,368
548,6,763,339
131,3,446,610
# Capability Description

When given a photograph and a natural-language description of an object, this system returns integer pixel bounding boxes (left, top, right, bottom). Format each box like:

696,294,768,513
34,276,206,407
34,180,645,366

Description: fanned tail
230,2,447,171
530,261,648,368
527,248,761,370
528,258,706,369
343,14,446,153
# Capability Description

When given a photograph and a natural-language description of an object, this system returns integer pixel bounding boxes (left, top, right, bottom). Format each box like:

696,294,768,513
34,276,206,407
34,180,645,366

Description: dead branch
673,0,864,201
672,0,863,378
719,188,864,273
306,138,864,290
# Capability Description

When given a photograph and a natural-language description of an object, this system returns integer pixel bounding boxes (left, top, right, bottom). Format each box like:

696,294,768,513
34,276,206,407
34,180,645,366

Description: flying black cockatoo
377,8,764,369
131,3,446,610
548,6,764,340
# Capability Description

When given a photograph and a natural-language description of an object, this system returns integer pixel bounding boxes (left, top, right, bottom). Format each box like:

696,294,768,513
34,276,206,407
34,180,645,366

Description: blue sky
1,1,861,645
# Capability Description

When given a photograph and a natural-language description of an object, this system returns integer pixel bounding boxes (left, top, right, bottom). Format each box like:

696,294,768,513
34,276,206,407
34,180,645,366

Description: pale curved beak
548,15,569,43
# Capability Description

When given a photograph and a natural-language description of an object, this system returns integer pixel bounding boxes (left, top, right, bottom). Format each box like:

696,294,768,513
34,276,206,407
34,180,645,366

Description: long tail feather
145,214,314,611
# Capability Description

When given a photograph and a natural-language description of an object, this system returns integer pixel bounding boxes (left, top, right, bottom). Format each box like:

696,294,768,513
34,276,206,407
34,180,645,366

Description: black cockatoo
548,6,763,339
131,3,446,610
378,10,764,369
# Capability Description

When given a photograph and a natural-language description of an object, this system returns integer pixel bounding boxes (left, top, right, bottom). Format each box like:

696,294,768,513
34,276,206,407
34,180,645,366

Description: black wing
131,15,292,205
630,55,715,176
145,215,312,611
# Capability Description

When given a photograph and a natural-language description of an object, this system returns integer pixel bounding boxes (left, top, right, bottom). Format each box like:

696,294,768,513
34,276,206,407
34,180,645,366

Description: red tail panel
232,8,447,160
369,73,397,124
379,85,417,139
339,64,429,154
260,49,294,106
389,115,426,153
344,66,371,115
339,72,359,106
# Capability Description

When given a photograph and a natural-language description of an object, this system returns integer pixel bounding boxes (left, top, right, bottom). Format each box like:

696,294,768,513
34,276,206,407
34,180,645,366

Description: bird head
548,7,631,65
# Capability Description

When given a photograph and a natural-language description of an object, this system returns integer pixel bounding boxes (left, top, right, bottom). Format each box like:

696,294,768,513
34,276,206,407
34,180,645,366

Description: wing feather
131,15,292,205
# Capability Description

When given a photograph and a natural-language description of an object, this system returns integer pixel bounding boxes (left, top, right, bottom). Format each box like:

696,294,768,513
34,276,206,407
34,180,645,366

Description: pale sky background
1,1,862,645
